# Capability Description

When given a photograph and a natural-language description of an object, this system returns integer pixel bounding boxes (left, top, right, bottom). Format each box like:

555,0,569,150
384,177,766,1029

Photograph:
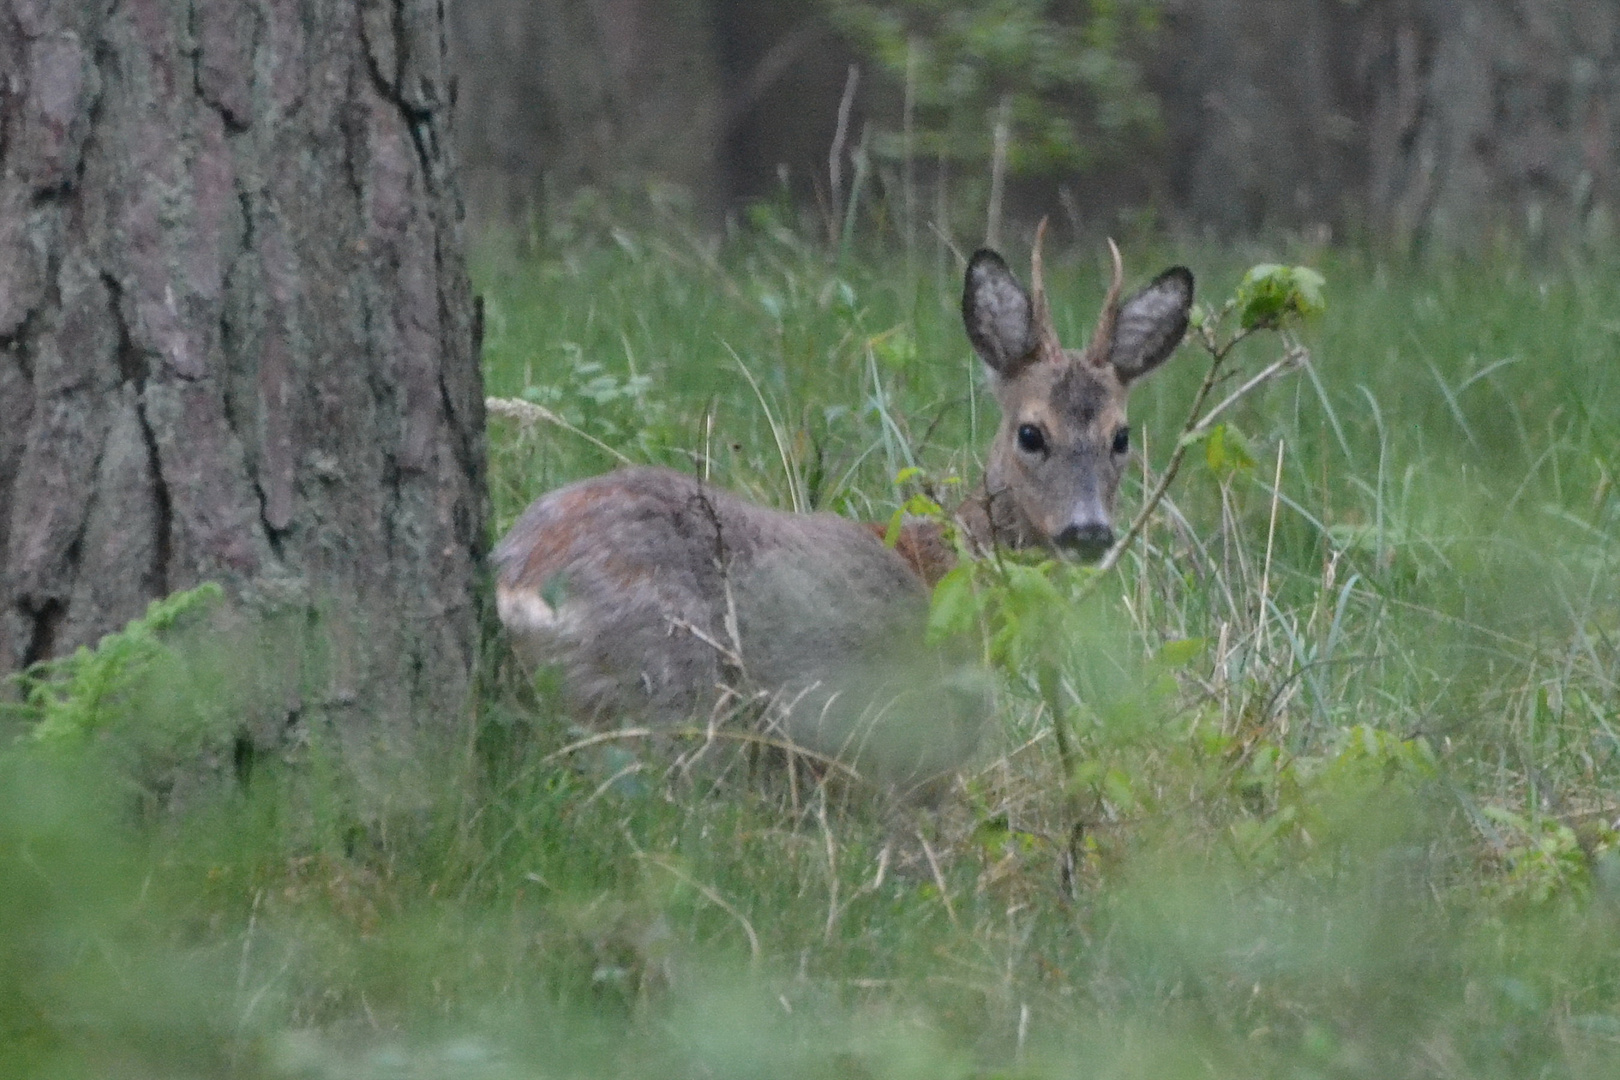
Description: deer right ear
1110,266,1194,382
963,250,1038,378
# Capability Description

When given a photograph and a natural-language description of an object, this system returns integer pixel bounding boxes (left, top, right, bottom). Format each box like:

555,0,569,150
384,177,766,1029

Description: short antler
1085,237,1125,365
1028,218,1065,362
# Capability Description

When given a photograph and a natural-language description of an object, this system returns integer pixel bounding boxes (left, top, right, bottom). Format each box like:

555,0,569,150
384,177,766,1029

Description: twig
916,829,960,928
667,615,746,673
1086,338,1311,584
1038,659,1087,900
537,724,863,781
1186,345,1306,442
986,94,1012,250
1085,344,1229,581
485,395,634,466
829,65,859,248
637,852,761,965
1050,316,1308,892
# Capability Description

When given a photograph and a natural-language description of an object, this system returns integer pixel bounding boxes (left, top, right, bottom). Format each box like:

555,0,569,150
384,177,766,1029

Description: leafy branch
1084,263,1323,586
829,0,1162,175
925,261,1324,894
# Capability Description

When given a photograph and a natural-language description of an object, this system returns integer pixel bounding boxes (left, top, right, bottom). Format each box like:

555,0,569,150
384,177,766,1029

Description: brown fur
861,520,957,588
494,238,1194,782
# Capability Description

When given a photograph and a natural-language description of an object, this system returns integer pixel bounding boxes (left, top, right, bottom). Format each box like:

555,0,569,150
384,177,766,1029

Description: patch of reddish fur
863,520,956,587
507,484,654,593
507,487,599,588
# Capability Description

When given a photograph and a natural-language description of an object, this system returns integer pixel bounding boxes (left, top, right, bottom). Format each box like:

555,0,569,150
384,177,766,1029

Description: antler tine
1086,237,1125,364
1029,217,1063,358
1030,216,1050,313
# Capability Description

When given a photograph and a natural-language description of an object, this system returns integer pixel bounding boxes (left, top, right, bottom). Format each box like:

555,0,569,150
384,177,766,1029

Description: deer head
961,226,1194,560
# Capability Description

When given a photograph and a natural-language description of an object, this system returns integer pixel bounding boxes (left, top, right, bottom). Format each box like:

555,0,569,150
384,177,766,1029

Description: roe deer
494,232,1193,782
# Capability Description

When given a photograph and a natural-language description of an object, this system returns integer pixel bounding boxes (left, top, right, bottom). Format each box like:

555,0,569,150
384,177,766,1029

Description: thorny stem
1050,314,1307,892
1037,657,1088,899
1084,325,1306,588
1038,660,1074,785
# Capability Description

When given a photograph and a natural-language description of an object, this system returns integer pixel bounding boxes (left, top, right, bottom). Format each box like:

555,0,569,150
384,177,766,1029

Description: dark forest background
449,0,1620,252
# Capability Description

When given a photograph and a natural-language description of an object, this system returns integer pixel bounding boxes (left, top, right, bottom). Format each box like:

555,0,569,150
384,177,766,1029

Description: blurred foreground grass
8,217,1620,1077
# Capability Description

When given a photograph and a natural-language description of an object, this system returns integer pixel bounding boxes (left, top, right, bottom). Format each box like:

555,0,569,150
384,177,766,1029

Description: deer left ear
963,249,1039,379
1111,267,1194,382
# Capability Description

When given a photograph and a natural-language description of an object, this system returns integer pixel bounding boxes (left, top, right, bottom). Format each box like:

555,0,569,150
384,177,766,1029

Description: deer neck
953,461,1041,555
871,473,1036,588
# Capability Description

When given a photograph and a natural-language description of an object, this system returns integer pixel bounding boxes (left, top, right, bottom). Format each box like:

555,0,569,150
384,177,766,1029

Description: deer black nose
1055,522,1114,561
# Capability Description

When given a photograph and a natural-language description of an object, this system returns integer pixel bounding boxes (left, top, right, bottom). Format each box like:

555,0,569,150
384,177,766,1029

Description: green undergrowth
9,218,1620,1077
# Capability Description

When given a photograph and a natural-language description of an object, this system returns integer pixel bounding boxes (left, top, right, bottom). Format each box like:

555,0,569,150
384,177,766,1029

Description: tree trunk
1359,0,1620,251
450,0,723,232
1149,0,1364,237
1138,0,1620,248
0,0,486,788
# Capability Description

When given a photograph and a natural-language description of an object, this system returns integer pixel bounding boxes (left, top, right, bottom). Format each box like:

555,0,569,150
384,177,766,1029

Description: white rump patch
496,584,561,633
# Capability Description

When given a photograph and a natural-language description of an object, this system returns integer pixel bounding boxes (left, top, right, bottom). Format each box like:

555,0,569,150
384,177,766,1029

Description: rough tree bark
0,0,486,784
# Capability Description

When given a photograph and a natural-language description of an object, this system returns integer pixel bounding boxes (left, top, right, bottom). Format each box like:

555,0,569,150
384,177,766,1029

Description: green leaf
1155,638,1209,668
1203,423,1256,476
27,583,224,743
883,507,905,547
971,815,1012,851
926,564,982,644
1235,263,1327,329
1291,266,1327,312
1176,426,1214,452
1102,767,1138,812
1071,759,1104,788
901,492,944,518
871,327,917,369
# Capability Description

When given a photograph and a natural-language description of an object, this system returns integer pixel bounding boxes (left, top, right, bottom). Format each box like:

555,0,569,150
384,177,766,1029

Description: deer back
493,467,977,778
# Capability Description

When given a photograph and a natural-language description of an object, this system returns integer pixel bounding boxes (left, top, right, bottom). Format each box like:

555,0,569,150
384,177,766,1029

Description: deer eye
1112,426,1130,455
1016,424,1047,455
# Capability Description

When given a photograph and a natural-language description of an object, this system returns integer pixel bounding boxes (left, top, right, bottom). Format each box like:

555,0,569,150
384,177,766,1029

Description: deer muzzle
1054,492,1115,561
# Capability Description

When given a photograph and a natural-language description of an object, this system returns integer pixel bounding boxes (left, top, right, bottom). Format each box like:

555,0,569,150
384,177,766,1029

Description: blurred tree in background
450,0,1620,251
828,0,1161,175
450,0,725,229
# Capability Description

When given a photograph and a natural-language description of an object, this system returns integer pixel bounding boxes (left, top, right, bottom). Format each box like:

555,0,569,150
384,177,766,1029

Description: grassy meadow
9,210,1620,1078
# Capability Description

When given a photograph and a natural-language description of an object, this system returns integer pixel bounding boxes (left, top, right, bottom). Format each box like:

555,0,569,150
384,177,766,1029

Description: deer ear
963,250,1038,378
1111,266,1194,382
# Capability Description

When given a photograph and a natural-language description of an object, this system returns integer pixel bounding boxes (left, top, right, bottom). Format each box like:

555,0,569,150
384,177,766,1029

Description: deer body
496,465,930,722
494,236,1193,780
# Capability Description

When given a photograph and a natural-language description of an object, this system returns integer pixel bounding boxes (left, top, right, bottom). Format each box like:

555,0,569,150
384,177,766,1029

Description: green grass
9,218,1620,1078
